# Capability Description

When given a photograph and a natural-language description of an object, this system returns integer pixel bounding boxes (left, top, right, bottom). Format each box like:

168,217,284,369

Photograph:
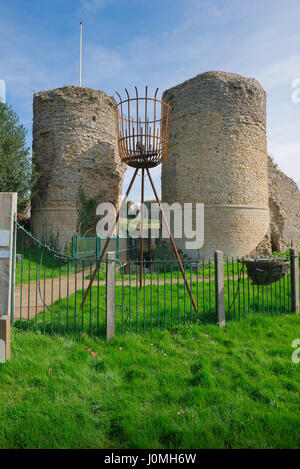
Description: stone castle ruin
31,86,125,248
31,73,300,256
162,71,269,258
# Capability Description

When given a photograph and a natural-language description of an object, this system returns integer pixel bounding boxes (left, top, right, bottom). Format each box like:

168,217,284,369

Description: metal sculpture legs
81,168,198,315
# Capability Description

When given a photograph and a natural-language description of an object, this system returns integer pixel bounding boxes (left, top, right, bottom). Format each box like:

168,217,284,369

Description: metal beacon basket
115,87,171,169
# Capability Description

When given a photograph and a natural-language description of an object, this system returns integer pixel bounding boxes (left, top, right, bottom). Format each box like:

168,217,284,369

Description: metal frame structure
81,87,198,315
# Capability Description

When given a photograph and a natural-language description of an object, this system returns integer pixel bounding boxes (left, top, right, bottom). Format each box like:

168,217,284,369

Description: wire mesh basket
115,87,171,168
240,258,290,286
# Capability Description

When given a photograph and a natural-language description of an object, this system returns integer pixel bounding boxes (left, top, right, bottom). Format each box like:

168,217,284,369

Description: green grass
1,315,300,448
15,248,107,285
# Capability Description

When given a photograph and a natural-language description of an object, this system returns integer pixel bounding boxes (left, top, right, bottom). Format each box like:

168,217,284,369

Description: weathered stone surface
268,157,300,252
31,86,125,248
162,71,269,258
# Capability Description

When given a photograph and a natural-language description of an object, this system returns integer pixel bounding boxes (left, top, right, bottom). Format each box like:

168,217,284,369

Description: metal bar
10,216,16,326
136,260,138,333
145,86,148,152
43,248,47,333
209,259,211,321
82,260,84,331
150,261,153,330
144,260,146,332
67,260,70,332
121,262,124,333
20,229,24,329
74,258,77,330
202,258,205,322
190,260,192,322
177,261,180,325
157,261,160,328
227,257,230,320
140,168,145,289
290,248,300,313
171,260,173,327
275,281,277,316
129,261,132,331
196,260,199,319
184,260,186,322
97,259,100,335
51,255,54,335
58,258,61,332
164,261,166,328
79,22,83,86
27,237,31,330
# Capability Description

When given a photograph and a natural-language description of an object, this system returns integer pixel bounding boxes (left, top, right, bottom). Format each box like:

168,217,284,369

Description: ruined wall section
31,86,125,248
268,157,300,252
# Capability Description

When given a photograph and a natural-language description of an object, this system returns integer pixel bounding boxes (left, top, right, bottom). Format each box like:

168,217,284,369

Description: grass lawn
15,248,107,285
1,314,299,449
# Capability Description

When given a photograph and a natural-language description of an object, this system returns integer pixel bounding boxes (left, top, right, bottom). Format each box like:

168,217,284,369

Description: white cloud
0,79,5,103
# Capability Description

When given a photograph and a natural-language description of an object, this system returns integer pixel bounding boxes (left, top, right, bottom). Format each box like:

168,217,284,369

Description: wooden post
106,251,116,339
0,193,17,362
290,248,300,314
215,250,225,327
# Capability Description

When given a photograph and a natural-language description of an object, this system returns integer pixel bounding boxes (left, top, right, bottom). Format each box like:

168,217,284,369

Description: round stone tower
31,86,125,249
162,71,270,258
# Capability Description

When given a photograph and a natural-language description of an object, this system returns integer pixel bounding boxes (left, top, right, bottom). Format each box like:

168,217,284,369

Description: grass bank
1,315,299,448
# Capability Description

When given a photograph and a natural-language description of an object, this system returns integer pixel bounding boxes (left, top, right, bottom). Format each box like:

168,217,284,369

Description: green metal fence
11,220,297,339
12,221,107,336
115,258,216,334
115,255,293,334
71,233,156,262
224,257,291,321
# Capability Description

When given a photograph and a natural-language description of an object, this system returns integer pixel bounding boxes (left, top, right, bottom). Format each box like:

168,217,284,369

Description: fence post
0,193,17,362
96,235,101,259
290,248,299,314
72,233,77,258
116,233,119,262
106,251,116,339
214,250,225,327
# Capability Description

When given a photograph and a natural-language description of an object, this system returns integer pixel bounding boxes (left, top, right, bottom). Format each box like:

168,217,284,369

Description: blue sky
1,0,300,201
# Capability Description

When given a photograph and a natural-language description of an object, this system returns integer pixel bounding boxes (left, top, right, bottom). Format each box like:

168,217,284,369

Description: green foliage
153,239,175,260
0,315,299,448
0,103,37,212
78,190,102,237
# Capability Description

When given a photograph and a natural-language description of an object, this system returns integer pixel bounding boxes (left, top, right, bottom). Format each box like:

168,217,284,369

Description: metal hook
115,91,122,104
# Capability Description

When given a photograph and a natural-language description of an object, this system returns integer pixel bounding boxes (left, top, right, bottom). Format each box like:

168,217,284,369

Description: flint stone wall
31,86,125,249
268,157,300,252
162,71,269,258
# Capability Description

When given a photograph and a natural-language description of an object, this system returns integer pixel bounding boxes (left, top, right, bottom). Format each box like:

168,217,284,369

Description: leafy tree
0,102,37,212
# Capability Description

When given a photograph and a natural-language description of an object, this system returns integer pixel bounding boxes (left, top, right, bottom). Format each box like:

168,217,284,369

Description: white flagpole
79,22,83,87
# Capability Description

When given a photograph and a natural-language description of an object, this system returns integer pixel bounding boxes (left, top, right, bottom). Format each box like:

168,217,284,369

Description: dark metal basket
115,87,171,169
240,258,290,286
